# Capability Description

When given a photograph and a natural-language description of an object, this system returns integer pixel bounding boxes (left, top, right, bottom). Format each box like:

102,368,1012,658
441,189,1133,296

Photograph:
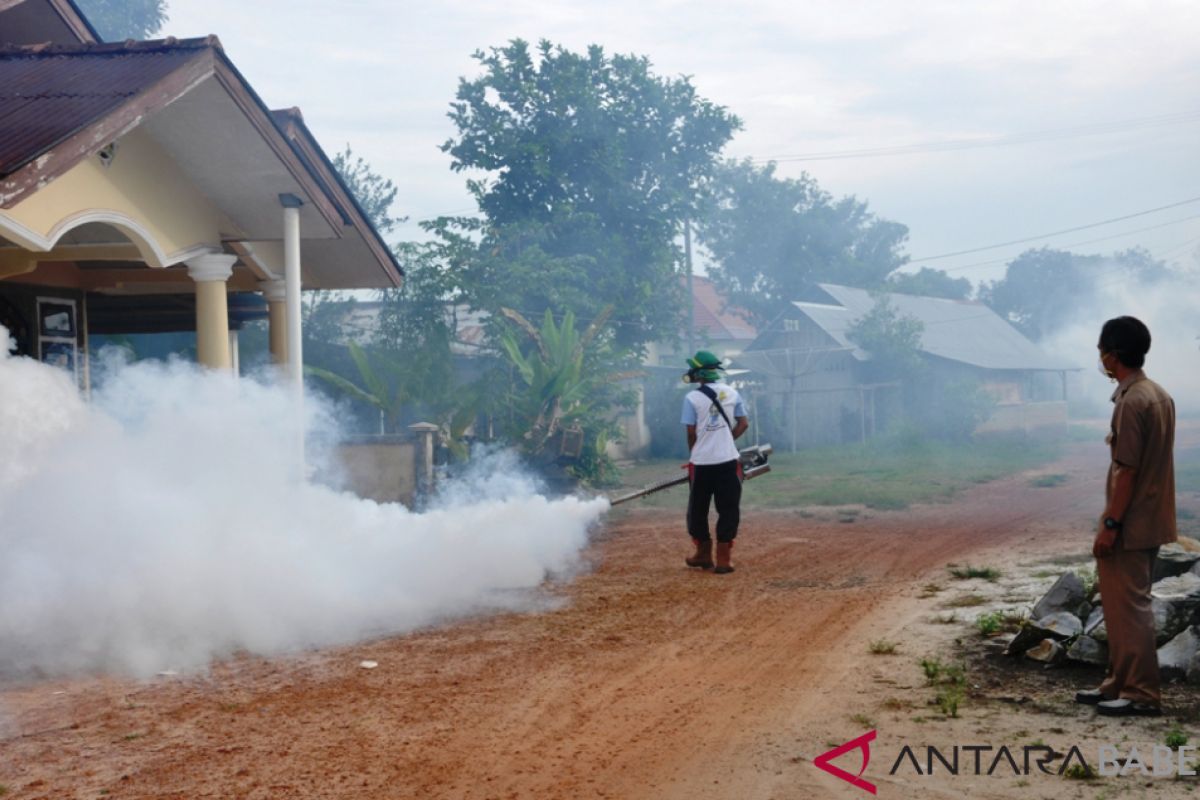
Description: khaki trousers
1097,545,1161,706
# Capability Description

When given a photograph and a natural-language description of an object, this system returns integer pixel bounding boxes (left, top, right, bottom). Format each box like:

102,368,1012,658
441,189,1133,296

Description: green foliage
496,305,632,484
434,39,740,351
935,663,967,717
699,159,909,325
975,610,1004,636
306,341,407,433
845,295,925,382
950,565,1002,581
76,0,166,40
886,267,972,300
919,657,944,685
617,433,1064,510
332,145,404,235
979,246,1172,341
1166,727,1189,748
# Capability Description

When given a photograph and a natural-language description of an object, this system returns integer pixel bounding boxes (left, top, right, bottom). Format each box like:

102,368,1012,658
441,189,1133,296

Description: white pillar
258,279,288,366
228,329,240,377
185,253,238,371
281,195,304,398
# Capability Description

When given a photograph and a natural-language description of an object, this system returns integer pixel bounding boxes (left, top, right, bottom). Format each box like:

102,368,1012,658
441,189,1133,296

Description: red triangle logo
813,730,878,795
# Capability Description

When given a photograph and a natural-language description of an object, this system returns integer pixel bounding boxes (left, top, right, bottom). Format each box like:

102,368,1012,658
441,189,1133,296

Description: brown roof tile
0,37,216,178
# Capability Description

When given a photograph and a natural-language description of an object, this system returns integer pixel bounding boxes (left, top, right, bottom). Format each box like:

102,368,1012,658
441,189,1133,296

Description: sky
159,0,1200,286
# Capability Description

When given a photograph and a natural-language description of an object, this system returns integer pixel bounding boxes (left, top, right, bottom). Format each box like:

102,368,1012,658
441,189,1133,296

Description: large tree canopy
76,0,167,40
435,39,741,351
979,246,1170,341
886,267,972,300
698,159,910,326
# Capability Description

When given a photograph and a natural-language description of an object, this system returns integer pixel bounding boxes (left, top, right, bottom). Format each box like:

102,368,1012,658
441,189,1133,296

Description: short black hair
1098,316,1151,369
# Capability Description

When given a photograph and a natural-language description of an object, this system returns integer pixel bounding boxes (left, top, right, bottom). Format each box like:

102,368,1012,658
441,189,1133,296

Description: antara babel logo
814,730,1200,793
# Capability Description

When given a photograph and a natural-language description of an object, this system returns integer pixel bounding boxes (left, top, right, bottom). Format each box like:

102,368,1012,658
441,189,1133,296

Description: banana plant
305,341,409,433
497,304,636,461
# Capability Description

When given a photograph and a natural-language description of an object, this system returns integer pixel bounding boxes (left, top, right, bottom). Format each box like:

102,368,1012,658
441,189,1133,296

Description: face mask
1098,353,1116,382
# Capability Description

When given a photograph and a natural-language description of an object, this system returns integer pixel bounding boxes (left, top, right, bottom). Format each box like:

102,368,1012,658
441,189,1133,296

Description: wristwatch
1103,516,1123,531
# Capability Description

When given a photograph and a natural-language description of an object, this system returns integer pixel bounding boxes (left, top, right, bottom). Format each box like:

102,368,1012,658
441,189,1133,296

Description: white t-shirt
681,382,746,465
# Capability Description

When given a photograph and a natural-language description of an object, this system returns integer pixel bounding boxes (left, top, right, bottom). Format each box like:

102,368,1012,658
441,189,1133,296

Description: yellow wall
0,128,229,265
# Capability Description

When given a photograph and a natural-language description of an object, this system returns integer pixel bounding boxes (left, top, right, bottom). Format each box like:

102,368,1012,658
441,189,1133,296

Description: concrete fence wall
335,423,438,507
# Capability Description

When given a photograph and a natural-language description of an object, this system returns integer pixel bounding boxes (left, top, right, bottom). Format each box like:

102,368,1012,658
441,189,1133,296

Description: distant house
739,284,1076,449
645,275,758,368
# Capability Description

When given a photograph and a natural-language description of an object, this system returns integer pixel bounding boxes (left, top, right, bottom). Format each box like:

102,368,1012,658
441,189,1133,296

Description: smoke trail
1041,267,1200,415
0,328,608,679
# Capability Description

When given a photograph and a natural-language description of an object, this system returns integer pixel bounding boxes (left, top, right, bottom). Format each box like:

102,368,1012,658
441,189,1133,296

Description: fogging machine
610,444,773,506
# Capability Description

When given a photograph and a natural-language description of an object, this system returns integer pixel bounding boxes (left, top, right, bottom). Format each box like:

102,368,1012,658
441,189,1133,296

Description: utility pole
684,217,695,355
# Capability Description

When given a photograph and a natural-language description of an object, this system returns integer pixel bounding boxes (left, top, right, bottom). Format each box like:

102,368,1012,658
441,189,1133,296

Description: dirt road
0,441,1110,799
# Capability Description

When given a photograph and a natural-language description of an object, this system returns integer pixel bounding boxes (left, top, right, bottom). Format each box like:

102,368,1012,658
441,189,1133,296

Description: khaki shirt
1107,370,1176,549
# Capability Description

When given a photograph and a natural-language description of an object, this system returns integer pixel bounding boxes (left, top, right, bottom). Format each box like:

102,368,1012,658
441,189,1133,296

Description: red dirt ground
0,442,1111,799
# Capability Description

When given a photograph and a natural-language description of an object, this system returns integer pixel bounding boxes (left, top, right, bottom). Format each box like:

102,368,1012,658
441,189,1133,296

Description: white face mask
1098,353,1116,382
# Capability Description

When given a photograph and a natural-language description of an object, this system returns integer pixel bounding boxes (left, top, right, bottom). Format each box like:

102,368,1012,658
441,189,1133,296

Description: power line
936,213,1200,273
908,195,1200,263
739,111,1200,164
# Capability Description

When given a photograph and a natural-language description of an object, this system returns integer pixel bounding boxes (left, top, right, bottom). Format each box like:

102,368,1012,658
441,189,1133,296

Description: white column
281,196,304,398
228,329,240,377
185,253,238,371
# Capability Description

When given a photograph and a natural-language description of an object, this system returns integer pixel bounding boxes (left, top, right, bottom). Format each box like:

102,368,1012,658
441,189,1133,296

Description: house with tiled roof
0,0,401,391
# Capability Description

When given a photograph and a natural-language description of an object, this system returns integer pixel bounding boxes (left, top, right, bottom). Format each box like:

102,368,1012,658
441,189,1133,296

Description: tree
844,295,924,383
76,0,166,40
332,145,404,236
698,159,910,326
886,267,972,300
435,39,741,352
979,246,1173,341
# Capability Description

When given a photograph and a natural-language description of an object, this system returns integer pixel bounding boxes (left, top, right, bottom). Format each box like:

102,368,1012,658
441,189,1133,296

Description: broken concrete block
1025,638,1066,665
1158,626,1200,682
1066,635,1108,666
1154,544,1200,581
1031,572,1086,621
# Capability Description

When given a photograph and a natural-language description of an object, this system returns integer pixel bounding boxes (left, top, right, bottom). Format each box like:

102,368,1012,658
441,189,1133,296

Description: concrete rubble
1005,560,1200,683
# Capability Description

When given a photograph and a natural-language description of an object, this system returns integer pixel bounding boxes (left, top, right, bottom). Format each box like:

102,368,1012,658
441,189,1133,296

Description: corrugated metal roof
795,283,1073,371
0,38,211,178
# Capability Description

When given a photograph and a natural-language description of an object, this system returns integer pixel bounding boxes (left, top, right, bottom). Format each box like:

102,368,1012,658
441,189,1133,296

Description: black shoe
1096,698,1162,717
1074,689,1107,705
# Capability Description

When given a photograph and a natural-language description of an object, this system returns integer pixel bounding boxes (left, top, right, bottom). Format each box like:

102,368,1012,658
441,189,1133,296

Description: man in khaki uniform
1075,316,1176,717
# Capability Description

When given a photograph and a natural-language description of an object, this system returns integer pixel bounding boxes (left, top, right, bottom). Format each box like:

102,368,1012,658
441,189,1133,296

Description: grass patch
881,697,913,711
1029,473,1068,488
1167,727,1189,748
943,594,988,608
976,611,1004,636
850,713,877,728
869,639,898,655
1062,763,1096,781
949,565,1002,581
618,435,1065,510
931,612,958,625
0,785,7,797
